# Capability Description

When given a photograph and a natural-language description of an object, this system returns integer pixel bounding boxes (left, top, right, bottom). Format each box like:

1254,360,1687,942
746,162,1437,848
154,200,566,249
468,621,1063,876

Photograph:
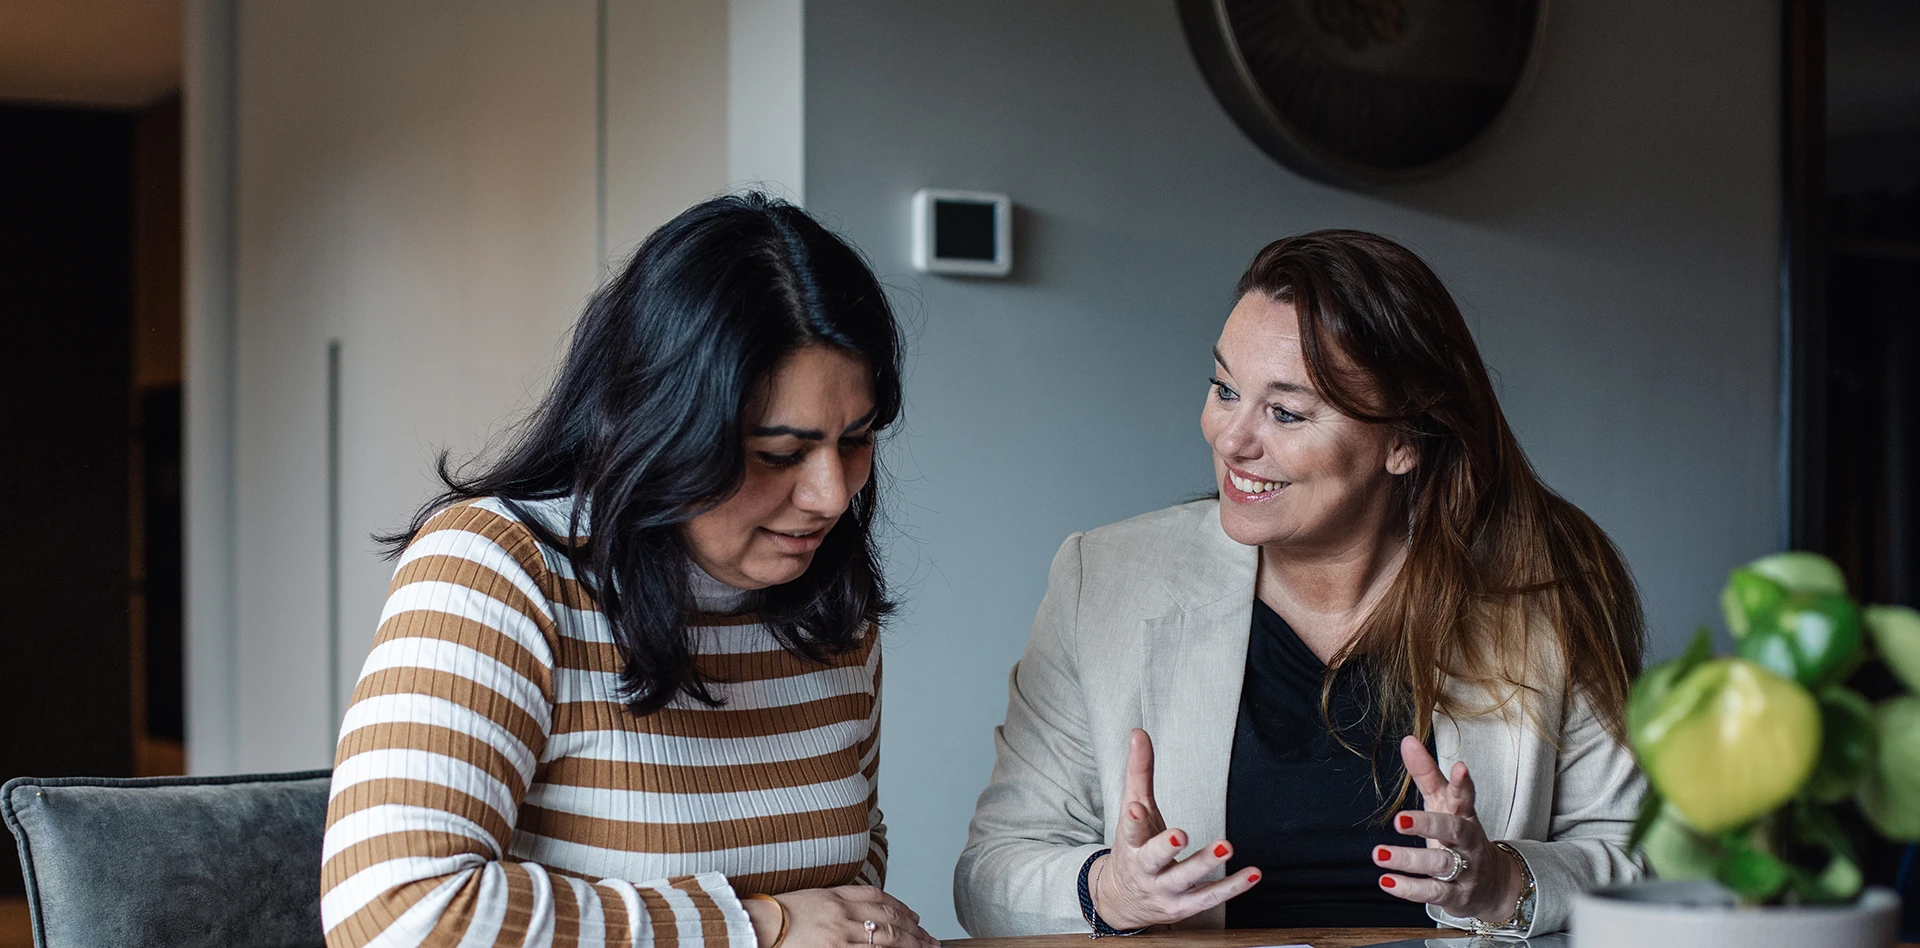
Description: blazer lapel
1139,505,1256,926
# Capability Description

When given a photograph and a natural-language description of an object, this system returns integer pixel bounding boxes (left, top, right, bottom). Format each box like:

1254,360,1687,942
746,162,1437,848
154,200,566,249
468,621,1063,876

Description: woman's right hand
1091,729,1261,929
747,886,939,948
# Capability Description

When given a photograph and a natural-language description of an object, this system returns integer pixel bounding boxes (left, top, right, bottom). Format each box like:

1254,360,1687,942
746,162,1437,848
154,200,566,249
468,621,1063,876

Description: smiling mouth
758,524,832,553
1226,470,1287,494
765,527,827,538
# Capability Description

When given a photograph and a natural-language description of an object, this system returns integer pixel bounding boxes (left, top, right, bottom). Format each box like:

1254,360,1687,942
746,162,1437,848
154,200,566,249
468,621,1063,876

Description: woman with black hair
320,194,935,948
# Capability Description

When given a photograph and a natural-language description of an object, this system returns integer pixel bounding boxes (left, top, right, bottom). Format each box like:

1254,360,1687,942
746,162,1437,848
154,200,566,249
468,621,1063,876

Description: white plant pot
1572,880,1901,948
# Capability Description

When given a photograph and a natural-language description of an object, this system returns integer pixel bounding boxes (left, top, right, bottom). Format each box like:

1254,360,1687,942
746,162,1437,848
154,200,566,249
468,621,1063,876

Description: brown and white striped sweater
321,497,885,948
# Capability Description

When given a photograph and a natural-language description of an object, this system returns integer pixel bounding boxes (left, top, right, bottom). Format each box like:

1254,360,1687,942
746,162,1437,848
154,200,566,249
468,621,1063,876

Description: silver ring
864,920,877,946
1434,846,1468,883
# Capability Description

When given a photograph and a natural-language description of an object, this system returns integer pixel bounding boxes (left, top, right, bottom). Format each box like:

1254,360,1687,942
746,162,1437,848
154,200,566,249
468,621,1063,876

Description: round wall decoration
1178,0,1545,187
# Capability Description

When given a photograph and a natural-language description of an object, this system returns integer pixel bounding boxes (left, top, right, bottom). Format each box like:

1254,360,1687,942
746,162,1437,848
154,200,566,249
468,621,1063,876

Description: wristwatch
1471,842,1537,935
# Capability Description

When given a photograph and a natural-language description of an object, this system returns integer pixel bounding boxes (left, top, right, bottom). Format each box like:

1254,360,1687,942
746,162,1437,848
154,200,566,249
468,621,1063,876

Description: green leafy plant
1627,552,1920,904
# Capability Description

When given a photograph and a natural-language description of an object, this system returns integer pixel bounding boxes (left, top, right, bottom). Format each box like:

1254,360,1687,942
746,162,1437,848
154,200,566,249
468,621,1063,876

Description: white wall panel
604,0,730,262
203,0,738,772
184,0,239,776
231,0,600,770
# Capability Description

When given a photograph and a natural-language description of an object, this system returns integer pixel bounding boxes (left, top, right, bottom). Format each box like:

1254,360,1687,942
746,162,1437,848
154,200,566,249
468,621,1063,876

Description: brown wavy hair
1234,230,1645,803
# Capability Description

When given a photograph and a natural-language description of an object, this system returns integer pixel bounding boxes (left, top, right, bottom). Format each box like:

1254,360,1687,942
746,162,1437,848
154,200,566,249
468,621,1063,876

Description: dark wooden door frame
1781,0,1827,551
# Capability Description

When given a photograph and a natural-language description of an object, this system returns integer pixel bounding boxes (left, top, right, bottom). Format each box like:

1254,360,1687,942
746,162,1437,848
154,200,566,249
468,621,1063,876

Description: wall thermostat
911,188,1012,277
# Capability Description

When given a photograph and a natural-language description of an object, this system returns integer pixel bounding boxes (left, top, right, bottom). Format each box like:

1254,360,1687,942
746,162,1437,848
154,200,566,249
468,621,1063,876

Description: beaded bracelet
744,894,791,948
1077,849,1147,938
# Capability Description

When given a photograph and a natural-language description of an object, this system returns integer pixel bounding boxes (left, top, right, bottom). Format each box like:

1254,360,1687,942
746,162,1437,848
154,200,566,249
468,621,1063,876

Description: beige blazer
953,500,1646,937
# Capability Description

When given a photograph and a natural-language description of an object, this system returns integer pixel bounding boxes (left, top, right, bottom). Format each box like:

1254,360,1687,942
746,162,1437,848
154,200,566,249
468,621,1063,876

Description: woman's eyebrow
843,406,879,432
751,406,879,441
751,425,825,440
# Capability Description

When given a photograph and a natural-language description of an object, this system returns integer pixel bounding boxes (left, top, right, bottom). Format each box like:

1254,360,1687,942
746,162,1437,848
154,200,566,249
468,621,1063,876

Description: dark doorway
0,104,135,895
1787,0,1920,605
0,99,184,897
1821,0,1920,608
1782,0,1920,927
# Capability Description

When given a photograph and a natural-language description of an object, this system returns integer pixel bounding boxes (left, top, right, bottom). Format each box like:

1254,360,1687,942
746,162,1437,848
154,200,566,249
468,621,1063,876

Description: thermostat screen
934,200,997,261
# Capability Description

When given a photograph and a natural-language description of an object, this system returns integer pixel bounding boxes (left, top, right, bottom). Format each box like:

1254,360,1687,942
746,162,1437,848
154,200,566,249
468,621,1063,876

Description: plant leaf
1806,686,1875,803
1783,854,1863,904
1859,694,1920,840
1640,807,1723,881
1746,552,1848,596
1627,791,1663,852
1629,627,1716,747
1716,840,1790,902
1723,568,1786,640
1682,624,1716,666
1738,628,1802,682
1811,851,1863,902
1734,592,1865,687
1864,605,1920,693
1790,796,1859,863
1639,660,1821,834
1781,800,1863,903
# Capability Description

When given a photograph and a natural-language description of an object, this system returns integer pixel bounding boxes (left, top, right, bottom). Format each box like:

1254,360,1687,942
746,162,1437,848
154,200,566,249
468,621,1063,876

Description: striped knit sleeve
858,649,887,887
320,502,757,948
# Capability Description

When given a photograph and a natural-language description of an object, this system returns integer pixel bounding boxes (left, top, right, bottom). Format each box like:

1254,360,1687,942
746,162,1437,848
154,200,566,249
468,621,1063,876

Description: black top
1224,599,1433,929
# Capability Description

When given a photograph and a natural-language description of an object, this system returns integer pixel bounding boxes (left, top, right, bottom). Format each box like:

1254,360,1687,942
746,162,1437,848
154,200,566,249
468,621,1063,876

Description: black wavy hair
380,192,903,716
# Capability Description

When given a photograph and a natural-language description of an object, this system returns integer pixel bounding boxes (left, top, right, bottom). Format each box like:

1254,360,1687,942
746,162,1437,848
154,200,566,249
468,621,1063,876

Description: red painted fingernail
1376,847,1391,862
1380,876,1396,889
1170,832,1184,848
1246,873,1260,884
1397,814,1414,830
1213,844,1229,858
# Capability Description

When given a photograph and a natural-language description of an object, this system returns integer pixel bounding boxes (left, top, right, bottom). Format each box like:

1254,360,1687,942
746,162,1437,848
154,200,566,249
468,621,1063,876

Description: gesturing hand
746,886,938,948
1091,729,1261,930
1371,736,1526,923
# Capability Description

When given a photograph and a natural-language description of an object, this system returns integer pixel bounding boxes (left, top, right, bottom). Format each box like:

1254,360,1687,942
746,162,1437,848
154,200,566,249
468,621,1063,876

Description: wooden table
946,929,1459,948
947,932,1920,948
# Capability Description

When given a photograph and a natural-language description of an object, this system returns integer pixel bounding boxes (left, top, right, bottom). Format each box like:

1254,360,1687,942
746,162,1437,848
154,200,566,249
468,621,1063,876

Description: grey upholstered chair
2,770,331,948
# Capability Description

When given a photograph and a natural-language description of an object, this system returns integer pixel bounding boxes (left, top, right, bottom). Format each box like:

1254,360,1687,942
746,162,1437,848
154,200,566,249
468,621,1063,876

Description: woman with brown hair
953,230,1647,938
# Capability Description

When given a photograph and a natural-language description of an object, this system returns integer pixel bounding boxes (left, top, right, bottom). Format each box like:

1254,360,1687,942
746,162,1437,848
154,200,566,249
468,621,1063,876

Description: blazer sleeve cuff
956,842,1109,936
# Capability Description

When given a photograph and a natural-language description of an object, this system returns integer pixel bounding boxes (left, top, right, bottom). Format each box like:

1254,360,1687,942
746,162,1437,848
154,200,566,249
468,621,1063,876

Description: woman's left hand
1371,736,1526,923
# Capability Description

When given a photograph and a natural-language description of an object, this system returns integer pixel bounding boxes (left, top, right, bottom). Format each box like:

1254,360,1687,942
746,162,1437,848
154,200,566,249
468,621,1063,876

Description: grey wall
804,1,1782,937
